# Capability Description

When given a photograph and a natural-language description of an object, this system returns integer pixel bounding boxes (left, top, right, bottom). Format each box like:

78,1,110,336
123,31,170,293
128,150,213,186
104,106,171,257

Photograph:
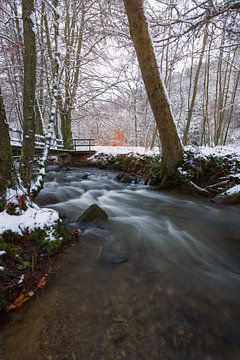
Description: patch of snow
0,266,4,271
190,145,240,161
5,188,25,205
0,251,6,256
29,12,38,36
89,145,240,161
89,146,160,158
230,173,240,179
0,206,59,241
224,185,240,196
18,275,24,284
178,168,188,176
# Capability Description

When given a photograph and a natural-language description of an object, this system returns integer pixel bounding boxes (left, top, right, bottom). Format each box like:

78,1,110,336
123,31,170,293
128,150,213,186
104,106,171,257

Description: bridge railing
9,128,64,150
9,128,95,152
72,138,95,151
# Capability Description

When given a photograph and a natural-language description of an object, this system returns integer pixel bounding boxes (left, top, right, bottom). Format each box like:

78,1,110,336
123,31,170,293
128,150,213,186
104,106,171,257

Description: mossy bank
0,222,73,315
78,148,240,201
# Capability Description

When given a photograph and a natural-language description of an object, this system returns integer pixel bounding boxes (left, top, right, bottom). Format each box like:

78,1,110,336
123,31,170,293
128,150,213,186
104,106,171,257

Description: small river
0,166,240,360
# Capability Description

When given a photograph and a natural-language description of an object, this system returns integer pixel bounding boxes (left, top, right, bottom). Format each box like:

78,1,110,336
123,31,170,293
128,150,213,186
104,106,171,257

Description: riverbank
0,218,73,315
79,146,240,203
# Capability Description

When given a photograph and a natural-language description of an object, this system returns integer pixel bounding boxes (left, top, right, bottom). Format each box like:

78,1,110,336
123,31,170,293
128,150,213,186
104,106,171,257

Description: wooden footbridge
9,128,96,164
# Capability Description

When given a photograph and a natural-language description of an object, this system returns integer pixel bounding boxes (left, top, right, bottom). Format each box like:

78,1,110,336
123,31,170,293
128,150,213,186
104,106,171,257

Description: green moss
20,260,33,270
28,222,72,254
212,156,225,170
1,230,22,243
54,221,72,243
148,155,163,184
114,154,126,167
38,238,62,254
28,228,46,243
29,227,61,254
0,242,22,259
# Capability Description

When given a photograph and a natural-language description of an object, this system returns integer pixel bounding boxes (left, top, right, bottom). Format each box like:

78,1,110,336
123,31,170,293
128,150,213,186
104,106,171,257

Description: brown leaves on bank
6,276,47,311
6,291,34,311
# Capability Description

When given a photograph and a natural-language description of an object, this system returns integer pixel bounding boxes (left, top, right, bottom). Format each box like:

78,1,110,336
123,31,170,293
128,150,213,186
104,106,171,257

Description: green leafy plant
114,154,125,167
212,156,225,170
0,242,22,259
149,155,163,184
38,238,62,254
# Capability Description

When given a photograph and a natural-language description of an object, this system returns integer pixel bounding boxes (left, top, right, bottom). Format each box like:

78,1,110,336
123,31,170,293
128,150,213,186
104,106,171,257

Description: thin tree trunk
183,27,208,145
223,67,240,144
0,87,16,208
20,0,36,189
123,0,183,179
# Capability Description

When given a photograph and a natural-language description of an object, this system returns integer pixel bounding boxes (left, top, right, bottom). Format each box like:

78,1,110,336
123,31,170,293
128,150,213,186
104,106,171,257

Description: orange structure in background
110,130,127,146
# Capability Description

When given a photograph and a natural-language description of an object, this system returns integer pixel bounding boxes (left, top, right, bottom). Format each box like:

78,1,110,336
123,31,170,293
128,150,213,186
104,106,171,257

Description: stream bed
0,166,240,360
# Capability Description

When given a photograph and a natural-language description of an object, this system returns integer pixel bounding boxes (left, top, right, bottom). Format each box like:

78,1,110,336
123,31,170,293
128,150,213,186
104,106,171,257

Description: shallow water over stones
0,166,240,360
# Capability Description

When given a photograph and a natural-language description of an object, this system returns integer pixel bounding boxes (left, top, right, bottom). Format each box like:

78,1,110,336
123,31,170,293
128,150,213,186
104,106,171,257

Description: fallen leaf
6,291,34,311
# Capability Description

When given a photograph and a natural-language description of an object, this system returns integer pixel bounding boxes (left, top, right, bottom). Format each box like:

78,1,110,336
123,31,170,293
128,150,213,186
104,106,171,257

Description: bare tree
123,0,183,180
20,0,36,189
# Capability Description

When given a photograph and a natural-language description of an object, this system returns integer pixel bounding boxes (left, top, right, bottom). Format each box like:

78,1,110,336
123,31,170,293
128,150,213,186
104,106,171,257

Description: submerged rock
115,172,134,184
109,324,128,343
100,250,129,264
82,174,89,180
78,204,108,224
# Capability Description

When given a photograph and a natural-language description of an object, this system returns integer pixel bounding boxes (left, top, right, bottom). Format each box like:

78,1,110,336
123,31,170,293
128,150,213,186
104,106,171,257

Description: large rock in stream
78,204,108,224
212,185,240,205
100,250,129,264
115,172,135,184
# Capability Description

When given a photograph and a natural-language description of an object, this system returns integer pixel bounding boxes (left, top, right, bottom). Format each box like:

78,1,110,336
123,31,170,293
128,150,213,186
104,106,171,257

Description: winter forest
1,0,239,149
0,1,240,360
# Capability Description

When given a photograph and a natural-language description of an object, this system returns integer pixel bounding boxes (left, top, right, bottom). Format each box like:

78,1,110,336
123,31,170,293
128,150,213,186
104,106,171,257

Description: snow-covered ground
0,204,60,272
88,144,240,160
93,145,160,156
0,206,59,238
185,145,240,161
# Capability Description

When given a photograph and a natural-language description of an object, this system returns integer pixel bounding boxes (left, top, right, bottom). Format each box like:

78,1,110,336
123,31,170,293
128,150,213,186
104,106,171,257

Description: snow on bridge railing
9,128,64,150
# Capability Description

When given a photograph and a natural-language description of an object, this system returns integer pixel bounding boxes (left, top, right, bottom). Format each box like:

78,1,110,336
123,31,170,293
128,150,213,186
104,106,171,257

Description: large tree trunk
0,87,16,209
123,0,183,180
20,0,36,189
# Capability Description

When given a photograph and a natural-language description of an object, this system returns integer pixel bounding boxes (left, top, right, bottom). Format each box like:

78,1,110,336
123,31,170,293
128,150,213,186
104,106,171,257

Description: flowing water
0,166,240,360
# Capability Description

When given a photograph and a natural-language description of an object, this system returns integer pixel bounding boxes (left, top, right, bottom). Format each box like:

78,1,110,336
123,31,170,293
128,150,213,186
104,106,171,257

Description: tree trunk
183,27,208,145
20,0,36,189
123,0,183,180
61,109,73,149
0,87,16,208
